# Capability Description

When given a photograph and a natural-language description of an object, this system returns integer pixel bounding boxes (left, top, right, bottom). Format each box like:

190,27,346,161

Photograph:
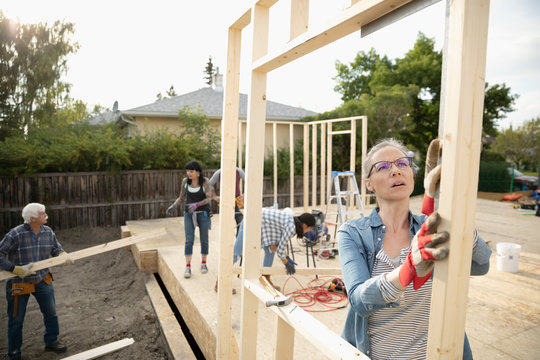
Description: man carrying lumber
0,203,72,360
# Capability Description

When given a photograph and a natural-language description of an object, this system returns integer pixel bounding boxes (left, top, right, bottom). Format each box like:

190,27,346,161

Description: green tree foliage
177,105,221,168
0,103,221,175
128,130,188,170
263,138,306,185
330,32,517,170
156,85,178,100
493,117,540,171
0,11,80,140
204,56,215,86
0,122,128,174
334,49,393,100
483,83,518,137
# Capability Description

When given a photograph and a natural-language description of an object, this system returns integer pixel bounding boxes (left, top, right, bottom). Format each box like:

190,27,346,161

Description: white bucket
496,242,521,273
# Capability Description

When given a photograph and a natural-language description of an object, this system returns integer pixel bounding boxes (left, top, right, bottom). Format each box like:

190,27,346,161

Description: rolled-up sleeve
471,231,492,275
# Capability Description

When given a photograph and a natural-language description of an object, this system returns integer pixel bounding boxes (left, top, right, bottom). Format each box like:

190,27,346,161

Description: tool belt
11,272,53,317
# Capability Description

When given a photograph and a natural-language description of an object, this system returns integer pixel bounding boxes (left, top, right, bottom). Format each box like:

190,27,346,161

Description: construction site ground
1,194,538,359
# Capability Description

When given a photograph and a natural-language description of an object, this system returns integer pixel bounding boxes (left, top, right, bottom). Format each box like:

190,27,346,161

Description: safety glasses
368,157,412,177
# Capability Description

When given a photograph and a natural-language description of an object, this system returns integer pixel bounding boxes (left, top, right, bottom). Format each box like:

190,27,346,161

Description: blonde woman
338,138,491,359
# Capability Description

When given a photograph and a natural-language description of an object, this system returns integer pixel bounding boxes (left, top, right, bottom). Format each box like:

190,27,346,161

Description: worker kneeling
233,208,315,285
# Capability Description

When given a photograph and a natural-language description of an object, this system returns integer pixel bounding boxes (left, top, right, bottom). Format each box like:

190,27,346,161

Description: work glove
166,204,175,216
399,212,449,290
422,138,442,216
187,203,198,214
284,256,297,275
235,195,244,209
12,264,35,278
58,251,74,266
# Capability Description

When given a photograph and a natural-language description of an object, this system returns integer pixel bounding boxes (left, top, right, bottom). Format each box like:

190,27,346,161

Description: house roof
123,87,318,121
83,111,118,125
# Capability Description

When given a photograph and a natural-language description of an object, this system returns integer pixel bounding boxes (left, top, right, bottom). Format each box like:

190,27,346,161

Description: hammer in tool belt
259,275,292,307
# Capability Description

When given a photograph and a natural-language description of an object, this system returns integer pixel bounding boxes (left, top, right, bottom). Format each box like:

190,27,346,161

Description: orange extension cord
282,275,348,313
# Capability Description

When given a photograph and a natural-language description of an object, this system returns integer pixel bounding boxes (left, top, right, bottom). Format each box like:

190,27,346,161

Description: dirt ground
0,226,170,360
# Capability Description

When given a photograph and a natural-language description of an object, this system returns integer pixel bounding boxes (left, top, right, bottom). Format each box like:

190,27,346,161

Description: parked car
507,168,538,190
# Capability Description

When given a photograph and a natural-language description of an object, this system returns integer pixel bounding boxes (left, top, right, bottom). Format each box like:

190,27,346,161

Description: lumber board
427,0,491,358
239,3,271,359
252,0,412,72
273,122,278,204
290,123,294,208
244,278,368,360
0,228,166,281
290,0,309,40
303,124,309,212
217,22,243,360
231,267,342,276
157,247,241,360
145,276,195,359
60,338,134,360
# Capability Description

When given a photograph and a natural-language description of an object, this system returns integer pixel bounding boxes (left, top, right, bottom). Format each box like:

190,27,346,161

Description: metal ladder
325,171,364,237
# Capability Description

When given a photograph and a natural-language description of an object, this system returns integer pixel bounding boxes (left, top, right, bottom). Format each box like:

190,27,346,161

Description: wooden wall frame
217,0,490,359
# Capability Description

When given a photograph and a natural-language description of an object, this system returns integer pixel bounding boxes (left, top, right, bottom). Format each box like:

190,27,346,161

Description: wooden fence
0,170,324,235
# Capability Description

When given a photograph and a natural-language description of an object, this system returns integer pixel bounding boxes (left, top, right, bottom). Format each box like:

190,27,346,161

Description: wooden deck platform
123,197,539,360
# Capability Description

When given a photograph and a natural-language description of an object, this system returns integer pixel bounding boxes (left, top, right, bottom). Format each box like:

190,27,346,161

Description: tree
177,105,221,168
156,85,178,100
334,49,392,101
0,11,80,140
331,32,517,162
204,56,215,86
483,83,518,137
493,117,540,170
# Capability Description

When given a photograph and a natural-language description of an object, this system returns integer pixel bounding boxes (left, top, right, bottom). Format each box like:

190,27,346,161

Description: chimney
212,67,223,92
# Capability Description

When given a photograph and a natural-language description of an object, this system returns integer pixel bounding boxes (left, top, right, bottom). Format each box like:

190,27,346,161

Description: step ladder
325,171,364,237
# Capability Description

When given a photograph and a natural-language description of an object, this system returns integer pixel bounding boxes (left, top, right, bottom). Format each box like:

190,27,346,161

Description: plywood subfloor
126,197,540,360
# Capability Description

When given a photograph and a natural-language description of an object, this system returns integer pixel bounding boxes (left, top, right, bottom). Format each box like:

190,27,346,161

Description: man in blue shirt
0,203,72,360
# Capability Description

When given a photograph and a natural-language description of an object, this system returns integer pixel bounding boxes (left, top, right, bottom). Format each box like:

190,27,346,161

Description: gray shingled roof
123,87,317,121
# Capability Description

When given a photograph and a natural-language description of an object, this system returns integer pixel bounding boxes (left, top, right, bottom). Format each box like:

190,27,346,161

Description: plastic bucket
496,242,521,273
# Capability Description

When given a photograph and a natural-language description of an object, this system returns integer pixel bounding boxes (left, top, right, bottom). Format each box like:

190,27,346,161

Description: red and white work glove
422,138,442,216
399,212,450,290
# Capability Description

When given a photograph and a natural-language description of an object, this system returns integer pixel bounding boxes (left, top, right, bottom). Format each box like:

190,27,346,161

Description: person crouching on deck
337,138,491,359
233,208,315,289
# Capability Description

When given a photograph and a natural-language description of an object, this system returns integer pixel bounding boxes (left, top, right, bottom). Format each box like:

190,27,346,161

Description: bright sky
2,0,539,130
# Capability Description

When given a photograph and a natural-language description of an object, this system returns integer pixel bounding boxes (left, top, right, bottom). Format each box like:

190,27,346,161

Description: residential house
119,72,318,154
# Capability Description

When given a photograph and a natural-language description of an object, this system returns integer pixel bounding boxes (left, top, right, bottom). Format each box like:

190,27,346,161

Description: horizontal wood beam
232,267,341,276
231,8,252,30
61,338,134,360
244,278,368,359
361,0,441,37
252,0,411,73
328,130,353,135
0,228,167,281
308,115,366,125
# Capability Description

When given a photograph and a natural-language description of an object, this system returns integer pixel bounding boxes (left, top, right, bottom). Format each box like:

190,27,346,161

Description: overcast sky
2,0,539,130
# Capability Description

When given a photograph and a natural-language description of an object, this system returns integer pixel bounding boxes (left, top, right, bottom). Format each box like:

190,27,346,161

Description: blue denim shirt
338,208,492,359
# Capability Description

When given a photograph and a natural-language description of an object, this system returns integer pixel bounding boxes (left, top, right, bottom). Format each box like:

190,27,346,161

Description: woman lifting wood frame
216,0,491,359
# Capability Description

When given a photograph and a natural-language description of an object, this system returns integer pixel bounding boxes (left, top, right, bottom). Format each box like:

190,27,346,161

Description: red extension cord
282,276,348,312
